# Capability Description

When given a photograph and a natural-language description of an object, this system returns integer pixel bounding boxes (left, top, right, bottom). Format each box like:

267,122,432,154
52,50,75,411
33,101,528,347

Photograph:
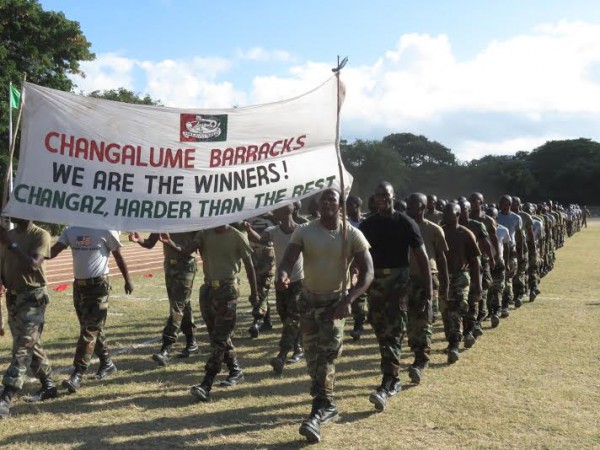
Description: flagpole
2,75,26,213
332,56,349,299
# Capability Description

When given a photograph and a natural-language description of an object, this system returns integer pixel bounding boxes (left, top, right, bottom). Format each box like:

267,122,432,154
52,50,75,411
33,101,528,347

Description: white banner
3,77,351,232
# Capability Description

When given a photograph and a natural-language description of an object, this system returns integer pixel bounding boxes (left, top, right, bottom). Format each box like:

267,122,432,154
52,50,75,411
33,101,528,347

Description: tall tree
89,88,162,106
529,138,600,204
1,0,94,203
341,139,409,200
382,132,457,167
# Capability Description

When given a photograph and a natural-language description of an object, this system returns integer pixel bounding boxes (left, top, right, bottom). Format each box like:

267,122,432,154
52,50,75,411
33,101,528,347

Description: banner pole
332,56,349,298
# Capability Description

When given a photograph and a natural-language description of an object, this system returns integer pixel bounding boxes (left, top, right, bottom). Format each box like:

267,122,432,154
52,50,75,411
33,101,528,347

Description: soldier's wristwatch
8,242,18,251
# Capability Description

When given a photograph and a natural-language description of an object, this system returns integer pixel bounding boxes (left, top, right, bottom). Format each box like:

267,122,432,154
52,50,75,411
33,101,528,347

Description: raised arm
129,232,160,249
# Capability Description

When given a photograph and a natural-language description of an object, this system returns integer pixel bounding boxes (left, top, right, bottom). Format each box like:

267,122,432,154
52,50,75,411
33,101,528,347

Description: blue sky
39,0,600,160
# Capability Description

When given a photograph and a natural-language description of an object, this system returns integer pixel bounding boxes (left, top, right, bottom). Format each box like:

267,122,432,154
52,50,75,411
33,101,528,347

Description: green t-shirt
163,231,198,261
194,227,252,281
1,224,51,290
424,209,443,225
410,219,448,276
465,219,488,241
290,220,370,294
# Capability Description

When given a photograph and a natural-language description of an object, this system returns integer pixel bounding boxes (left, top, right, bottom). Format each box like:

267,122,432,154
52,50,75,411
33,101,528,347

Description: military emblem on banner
180,114,228,142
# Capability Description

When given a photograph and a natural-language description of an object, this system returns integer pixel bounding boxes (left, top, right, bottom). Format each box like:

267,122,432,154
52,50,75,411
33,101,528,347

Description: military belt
75,275,108,286
168,257,194,265
206,278,238,288
9,286,46,296
302,289,344,302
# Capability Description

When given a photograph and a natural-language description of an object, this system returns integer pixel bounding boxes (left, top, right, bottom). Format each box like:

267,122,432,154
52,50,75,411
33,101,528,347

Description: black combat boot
152,343,172,366
473,322,484,339
299,398,340,443
269,349,287,374
219,355,245,387
178,336,200,358
529,289,538,302
0,386,19,419
190,372,216,402
25,374,58,402
286,339,304,364
349,318,364,341
408,352,430,385
514,295,523,308
248,318,261,338
369,374,401,412
447,342,460,364
490,308,501,328
463,331,476,348
259,310,273,332
95,356,118,380
62,369,84,394
299,398,323,443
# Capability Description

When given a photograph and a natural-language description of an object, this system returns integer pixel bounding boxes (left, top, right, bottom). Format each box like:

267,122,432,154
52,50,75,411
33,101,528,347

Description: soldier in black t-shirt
359,181,432,412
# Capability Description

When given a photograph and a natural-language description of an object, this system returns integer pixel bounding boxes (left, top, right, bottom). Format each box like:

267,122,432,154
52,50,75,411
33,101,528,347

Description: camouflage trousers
477,257,493,321
527,247,540,292
299,290,345,402
163,258,197,346
502,253,518,308
275,280,302,356
2,287,52,390
251,244,274,319
367,268,409,378
513,253,529,300
351,291,368,326
199,279,240,374
440,271,470,344
72,276,111,371
431,273,440,314
486,259,506,315
407,274,433,356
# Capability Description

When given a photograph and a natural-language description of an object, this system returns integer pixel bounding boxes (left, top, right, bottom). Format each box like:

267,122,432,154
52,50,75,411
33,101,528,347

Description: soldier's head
406,193,427,221
511,196,522,212
499,195,512,214
523,202,535,215
469,192,484,216
394,199,407,212
443,202,461,226
273,203,294,222
427,194,437,211
318,188,341,220
345,195,362,218
293,200,302,215
458,199,471,222
485,206,499,219
373,181,395,214
436,198,447,211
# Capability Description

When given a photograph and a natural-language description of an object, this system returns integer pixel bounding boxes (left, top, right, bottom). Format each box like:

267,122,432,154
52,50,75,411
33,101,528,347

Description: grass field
0,222,599,449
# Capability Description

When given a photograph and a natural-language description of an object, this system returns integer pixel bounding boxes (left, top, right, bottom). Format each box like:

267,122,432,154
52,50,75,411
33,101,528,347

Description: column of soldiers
0,190,586,445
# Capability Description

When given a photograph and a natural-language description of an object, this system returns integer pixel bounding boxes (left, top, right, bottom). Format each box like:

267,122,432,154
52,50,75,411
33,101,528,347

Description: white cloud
71,53,245,108
73,53,135,93
237,47,293,62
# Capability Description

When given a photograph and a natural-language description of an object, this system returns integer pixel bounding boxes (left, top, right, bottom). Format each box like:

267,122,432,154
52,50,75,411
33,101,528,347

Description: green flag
10,85,21,109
